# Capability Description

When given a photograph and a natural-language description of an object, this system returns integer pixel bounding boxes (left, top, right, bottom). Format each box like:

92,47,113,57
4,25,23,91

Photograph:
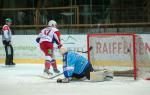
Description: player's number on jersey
44,29,51,35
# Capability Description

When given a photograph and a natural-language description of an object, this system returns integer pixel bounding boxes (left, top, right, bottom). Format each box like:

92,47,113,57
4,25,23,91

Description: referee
2,18,15,66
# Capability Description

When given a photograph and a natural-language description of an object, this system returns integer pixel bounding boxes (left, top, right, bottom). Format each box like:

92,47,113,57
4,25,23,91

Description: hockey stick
69,46,93,53
78,46,93,53
39,72,63,79
49,72,63,79
54,46,93,54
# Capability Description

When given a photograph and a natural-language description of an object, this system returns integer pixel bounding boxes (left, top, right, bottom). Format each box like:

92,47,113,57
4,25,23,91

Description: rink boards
0,34,150,66
0,35,87,64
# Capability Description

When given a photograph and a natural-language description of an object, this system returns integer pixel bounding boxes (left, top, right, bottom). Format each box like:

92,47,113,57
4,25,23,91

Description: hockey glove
57,44,62,49
36,37,40,43
3,40,11,46
57,78,70,83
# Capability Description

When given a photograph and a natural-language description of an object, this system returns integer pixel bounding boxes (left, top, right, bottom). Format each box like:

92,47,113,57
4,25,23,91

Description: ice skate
53,68,60,73
44,68,53,75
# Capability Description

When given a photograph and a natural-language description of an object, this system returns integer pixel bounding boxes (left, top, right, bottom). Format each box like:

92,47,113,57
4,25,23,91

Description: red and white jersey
38,27,61,45
2,25,12,41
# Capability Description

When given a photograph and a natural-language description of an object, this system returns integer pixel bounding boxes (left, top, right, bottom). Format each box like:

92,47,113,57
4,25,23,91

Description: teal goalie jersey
62,52,90,78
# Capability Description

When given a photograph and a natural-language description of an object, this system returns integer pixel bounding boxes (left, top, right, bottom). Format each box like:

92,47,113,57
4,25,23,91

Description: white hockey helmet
48,20,57,27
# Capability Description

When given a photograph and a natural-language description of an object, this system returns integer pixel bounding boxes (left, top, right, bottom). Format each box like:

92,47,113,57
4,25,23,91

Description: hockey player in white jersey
2,18,15,66
36,20,62,75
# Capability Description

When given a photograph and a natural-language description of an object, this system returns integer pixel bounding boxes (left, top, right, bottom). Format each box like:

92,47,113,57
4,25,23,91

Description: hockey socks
51,60,60,73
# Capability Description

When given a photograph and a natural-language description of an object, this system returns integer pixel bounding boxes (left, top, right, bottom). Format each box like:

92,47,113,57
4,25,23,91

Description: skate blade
41,73,53,79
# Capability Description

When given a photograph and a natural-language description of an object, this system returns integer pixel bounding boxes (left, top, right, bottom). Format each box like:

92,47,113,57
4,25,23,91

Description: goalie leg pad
90,71,105,82
90,70,114,82
104,70,113,81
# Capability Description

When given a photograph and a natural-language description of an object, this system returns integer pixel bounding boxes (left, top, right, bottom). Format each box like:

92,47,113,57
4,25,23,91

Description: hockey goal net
87,33,150,80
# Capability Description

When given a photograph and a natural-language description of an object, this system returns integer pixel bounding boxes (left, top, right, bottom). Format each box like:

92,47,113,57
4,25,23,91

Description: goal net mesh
87,34,137,79
88,34,150,80
136,34,150,80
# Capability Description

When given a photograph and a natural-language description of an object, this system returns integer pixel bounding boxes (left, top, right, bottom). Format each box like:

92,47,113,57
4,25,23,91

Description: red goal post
87,33,137,80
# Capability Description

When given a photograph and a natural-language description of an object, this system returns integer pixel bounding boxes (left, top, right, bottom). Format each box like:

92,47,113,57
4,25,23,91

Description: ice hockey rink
0,64,150,95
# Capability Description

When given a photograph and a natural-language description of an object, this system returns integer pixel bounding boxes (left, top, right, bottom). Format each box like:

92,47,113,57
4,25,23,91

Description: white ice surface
0,64,150,95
